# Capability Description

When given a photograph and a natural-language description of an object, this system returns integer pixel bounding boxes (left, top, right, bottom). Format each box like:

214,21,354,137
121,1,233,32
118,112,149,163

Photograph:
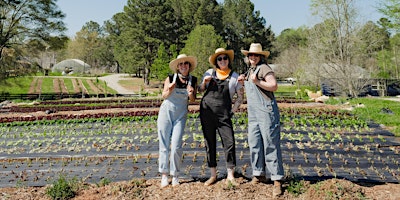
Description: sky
57,0,383,37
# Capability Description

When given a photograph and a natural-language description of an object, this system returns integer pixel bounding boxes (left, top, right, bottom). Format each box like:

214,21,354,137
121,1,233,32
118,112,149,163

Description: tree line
1,0,399,97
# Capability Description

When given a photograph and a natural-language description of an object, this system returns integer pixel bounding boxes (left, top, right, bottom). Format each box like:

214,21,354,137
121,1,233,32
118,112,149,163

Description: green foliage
46,175,76,200
286,178,307,197
181,25,225,78
0,0,66,55
151,43,170,81
378,0,400,33
97,178,111,187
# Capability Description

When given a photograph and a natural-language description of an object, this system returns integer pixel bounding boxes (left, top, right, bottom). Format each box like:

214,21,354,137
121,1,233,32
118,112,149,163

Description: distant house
52,59,91,74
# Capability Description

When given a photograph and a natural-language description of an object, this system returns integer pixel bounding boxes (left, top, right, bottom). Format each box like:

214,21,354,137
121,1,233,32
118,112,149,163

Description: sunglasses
217,56,229,61
179,61,190,66
248,53,260,57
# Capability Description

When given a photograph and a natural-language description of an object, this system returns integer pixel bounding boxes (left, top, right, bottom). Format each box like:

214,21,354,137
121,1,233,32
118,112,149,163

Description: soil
0,177,399,200
1,100,399,199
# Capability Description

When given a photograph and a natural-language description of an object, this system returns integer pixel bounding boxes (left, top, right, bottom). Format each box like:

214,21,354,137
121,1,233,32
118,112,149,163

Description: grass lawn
327,97,400,136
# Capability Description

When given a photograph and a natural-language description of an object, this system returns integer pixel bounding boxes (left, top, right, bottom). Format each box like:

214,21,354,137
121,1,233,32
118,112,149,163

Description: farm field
0,98,399,199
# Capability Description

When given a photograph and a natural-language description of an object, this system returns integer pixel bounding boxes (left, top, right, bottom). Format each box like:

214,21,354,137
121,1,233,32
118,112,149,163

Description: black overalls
200,70,236,169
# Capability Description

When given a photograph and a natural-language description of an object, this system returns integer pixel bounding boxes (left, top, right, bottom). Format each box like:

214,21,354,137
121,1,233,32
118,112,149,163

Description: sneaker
172,176,180,187
160,176,169,188
251,176,269,184
272,181,282,197
204,176,217,186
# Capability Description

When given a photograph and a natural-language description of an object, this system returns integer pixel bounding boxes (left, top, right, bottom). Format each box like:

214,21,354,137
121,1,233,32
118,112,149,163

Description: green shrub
46,175,76,200
286,178,307,197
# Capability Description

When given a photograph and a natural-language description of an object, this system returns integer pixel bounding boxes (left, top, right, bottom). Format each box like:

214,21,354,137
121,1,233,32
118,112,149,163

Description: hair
246,54,267,66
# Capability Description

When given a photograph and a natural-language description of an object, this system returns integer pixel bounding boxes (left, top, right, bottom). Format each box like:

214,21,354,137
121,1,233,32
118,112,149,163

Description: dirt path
98,73,135,95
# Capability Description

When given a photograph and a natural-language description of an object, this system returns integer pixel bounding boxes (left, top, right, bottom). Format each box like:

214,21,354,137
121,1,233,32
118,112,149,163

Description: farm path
98,73,135,95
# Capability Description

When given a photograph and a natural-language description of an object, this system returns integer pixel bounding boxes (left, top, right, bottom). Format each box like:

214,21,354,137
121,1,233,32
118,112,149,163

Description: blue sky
57,0,383,37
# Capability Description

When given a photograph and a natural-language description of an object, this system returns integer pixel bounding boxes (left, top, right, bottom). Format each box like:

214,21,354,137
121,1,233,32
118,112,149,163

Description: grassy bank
327,97,400,136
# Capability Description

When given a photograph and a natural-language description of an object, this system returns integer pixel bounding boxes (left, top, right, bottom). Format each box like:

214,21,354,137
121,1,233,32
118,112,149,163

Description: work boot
251,176,269,184
272,180,283,198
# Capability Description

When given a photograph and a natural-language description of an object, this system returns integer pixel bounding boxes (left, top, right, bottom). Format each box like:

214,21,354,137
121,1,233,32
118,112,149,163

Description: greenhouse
52,59,91,74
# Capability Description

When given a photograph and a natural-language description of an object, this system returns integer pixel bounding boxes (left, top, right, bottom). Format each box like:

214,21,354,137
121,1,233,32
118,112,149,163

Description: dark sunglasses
248,53,260,57
217,56,229,61
179,61,190,65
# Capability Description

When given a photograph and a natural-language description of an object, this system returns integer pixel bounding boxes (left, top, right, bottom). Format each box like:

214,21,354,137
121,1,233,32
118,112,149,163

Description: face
177,61,190,76
248,53,260,66
216,54,229,69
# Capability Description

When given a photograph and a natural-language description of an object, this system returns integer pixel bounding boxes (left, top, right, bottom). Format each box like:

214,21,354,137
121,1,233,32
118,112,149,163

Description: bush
46,175,76,200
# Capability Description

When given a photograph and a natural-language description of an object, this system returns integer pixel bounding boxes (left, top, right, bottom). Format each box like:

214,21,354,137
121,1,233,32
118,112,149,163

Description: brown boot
272,180,282,197
251,176,269,184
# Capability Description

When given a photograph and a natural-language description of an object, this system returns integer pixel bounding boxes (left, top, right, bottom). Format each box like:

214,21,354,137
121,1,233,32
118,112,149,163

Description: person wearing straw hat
240,43,284,197
198,48,244,186
157,54,198,188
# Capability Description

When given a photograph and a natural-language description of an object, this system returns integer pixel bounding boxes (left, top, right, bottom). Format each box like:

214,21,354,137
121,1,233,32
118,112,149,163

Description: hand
238,74,245,85
250,74,259,84
203,75,212,84
187,85,194,94
168,82,176,91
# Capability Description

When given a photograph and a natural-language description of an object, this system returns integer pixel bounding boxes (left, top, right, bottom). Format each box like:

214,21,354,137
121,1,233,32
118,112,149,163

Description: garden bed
0,100,399,199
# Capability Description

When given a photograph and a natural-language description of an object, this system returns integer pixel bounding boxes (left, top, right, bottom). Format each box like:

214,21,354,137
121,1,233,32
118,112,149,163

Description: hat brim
169,56,197,73
209,50,234,66
241,50,270,58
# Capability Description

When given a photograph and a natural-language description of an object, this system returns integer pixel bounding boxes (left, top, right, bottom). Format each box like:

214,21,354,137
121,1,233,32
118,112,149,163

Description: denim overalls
200,70,236,169
244,66,284,181
158,73,192,176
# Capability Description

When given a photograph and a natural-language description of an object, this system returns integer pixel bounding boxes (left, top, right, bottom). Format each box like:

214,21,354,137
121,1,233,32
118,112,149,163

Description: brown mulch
0,178,398,200
0,100,399,199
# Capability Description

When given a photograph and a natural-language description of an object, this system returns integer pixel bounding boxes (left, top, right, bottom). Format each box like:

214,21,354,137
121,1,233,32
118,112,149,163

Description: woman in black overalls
198,48,244,186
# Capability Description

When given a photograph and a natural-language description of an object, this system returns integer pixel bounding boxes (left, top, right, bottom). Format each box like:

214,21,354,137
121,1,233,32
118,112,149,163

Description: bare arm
161,77,175,99
232,87,244,112
187,83,197,102
250,73,278,92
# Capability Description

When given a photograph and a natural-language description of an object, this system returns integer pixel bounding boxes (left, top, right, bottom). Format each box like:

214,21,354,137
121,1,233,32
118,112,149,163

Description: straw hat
169,54,197,73
208,48,234,66
241,43,270,58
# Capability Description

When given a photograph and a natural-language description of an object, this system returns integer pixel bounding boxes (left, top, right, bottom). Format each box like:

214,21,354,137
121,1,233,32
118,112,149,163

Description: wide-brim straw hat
169,54,197,73
208,48,234,66
241,43,270,58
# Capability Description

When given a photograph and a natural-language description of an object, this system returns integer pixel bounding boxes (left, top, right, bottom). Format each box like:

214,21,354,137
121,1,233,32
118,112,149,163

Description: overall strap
187,74,193,87
253,65,262,75
172,73,178,84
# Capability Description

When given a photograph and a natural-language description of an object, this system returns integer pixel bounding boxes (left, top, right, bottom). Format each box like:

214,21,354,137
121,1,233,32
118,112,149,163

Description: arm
187,83,197,102
161,77,175,99
250,72,278,92
232,86,244,112
198,75,212,93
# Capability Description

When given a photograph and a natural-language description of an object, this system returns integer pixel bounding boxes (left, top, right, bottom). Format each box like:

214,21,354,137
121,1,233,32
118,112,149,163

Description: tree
377,0,400,33
222,0,274,73
116,0,176,85
356,21,390,77
151,43,170,82
273,27,309,86
0,0,66,61
66,21,102,73
181,25,225,78
308,0,373,97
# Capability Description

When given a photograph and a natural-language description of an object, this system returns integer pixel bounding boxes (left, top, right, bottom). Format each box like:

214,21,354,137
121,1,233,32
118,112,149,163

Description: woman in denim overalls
158,54,197,188
241,43,284,197
198,48,244,186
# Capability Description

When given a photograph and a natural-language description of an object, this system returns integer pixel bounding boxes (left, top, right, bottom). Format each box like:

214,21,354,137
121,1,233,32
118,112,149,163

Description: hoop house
52,59,91,74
